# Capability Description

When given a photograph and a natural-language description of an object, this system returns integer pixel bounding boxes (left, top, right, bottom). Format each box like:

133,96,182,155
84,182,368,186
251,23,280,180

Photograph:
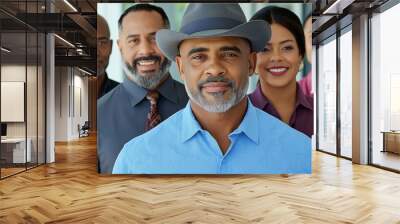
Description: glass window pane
340,29,352,158
318,37,337,154
1,31,28,177
27,31,38,169
371,3,400,171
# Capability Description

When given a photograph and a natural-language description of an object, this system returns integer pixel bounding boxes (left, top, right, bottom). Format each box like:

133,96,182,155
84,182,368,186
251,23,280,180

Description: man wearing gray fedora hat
113,3,311,174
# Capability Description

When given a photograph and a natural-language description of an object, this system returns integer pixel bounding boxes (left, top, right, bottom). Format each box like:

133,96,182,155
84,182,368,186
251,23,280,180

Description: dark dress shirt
97,75,188,173
249,83,313,137
99,73,119,98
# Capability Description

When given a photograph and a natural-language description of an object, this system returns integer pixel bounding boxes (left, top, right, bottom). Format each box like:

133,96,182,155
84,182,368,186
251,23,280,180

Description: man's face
97,18,112,75
117,10,170,89
176,37,255,113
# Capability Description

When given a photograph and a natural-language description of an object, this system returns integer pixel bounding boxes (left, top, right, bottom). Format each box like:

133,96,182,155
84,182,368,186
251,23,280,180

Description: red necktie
145,91,162,131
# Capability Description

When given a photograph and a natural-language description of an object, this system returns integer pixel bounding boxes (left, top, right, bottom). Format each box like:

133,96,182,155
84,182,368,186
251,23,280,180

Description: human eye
282,45,294,51
223,51,238,58
128,38,139,45
97,40,104,46
149,35,156,42
191,54,205,61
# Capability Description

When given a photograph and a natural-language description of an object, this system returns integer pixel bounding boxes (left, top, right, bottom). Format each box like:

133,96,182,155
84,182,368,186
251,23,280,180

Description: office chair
78,121,90,138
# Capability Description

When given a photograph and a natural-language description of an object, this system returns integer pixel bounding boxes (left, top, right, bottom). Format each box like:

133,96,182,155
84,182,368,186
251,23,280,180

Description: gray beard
185,78,248,113
122,59,171,90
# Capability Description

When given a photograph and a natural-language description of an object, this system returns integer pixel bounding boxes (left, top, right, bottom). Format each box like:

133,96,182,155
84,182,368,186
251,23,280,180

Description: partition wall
0,0,47,179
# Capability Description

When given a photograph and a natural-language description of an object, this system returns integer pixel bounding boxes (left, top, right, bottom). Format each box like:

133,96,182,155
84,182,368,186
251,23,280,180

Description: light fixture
1,47,11,53
63,0,78,12
77,67,93,76
54,34,75,48
322,0,355,15
322,0,342,14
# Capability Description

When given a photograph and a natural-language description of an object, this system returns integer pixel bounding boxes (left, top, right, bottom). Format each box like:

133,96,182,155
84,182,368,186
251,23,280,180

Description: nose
205,56,226,77
137,39,155,57
269,48,282,62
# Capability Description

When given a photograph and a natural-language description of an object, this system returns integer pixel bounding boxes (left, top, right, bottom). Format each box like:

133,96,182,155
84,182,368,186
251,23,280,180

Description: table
1,138,32,163
381,131,400,154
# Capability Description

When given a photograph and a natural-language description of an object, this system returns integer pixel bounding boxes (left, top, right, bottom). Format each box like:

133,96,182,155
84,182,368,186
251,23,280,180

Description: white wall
54,67,89,141
1,65,38,138
55,66,68,141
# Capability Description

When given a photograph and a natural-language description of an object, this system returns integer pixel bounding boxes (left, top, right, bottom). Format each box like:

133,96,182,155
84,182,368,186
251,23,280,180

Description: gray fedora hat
156,3,271,61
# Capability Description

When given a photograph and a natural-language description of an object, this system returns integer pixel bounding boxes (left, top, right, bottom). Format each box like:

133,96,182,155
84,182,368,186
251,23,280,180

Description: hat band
180,17,242,35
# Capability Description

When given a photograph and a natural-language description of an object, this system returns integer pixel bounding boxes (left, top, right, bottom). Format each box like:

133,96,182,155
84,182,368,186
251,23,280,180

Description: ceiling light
63,0,78,12
54,34,75,48
323,0,342,14
322,0,355,15
1,47,11,53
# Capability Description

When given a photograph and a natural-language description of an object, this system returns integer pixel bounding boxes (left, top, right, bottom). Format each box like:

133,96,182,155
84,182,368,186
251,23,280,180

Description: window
317,36,337,155
0,1,47,179
371,3,400,171
339,28,352,158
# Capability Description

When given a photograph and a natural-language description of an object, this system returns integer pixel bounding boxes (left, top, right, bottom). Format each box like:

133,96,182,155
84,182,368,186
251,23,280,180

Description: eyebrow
187,47,208,57
267,39,294,45
97,37,109,40
187,46,242,57
126,32,156,39
220,46,241,53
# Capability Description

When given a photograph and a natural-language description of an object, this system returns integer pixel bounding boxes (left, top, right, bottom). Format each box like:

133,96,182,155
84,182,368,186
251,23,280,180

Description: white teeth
268,68,287,73
137,60,156,66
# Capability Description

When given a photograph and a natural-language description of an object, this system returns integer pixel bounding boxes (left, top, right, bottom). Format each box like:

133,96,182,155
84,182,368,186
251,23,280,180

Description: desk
1,138,31,163
381,131,400,154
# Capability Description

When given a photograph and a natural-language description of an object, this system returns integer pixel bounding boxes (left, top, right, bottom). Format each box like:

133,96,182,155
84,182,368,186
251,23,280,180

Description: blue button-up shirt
113,99,311,174
98,75,188,173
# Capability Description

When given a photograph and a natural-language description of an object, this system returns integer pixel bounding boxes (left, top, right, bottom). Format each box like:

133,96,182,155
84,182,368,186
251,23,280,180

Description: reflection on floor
0,162,42,178
0,167,25,177
373,150,400,171
0,135,400,223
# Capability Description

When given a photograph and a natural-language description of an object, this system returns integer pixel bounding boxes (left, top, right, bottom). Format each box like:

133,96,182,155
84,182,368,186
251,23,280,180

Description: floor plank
0,135,400,223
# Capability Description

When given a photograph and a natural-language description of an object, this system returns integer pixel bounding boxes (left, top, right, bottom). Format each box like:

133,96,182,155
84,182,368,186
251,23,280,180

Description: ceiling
0,0,97,75
308,0,391,44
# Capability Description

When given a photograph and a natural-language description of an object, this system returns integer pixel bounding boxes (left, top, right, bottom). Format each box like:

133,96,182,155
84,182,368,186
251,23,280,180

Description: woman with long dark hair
249,6,313,137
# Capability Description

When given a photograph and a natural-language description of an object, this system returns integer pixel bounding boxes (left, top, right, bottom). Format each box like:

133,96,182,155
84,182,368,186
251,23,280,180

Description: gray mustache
198,76,234,88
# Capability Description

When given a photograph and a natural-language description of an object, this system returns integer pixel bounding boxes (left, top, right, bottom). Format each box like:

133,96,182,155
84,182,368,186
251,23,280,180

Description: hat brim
156,20,270,61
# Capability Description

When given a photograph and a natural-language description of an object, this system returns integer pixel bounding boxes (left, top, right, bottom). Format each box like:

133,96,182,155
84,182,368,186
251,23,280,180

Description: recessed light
1,47,11,53
63,0,78,12
54,34,75,48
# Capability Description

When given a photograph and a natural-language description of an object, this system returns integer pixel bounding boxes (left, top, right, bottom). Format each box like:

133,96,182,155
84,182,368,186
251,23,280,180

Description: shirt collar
157,75,180,104
249,84,268,109
295,83,313,110
249,83,313,111
180,98,259,144
180,102,203,143
230,99,259,144
122,74,178,107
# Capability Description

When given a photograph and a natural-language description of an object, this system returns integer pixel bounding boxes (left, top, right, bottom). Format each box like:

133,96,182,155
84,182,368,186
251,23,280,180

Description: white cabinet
1,138,32,163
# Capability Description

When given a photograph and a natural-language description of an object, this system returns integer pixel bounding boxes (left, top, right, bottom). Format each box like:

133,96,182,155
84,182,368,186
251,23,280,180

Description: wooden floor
1,135,400,223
